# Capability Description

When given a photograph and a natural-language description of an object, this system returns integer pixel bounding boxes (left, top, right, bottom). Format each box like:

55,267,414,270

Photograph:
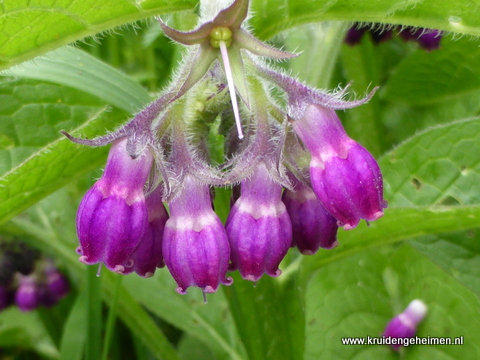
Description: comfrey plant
63,0,386,296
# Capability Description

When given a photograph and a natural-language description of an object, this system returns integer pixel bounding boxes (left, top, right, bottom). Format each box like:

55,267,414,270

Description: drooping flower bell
226,163,292,281
384,299,427,351
282,179,338,254
291,104,386,230
76,138,153,273
128,186,168,277
162,175,232,295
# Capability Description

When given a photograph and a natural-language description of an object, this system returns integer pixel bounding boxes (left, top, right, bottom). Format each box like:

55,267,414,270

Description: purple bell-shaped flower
291,104,386,230
384,299,427,351
129,186,168,277
162,175,232,295
226,164,292,282
76,138,153,273
282,180,338,254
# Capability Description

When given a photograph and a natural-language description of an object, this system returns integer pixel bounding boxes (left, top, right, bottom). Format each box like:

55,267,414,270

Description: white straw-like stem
219,40,244,139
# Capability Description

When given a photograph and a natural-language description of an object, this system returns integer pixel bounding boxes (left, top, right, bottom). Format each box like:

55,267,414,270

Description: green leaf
0,79,115,174
60,291,87,360
304,244,480,359
0,308,59,359
4,0,480,74
122,272,247,360
2,47,151,113
223,271,305,360
300,205,480,277
0,79,125,226
0,0,196,70
411,229,480,297
382,37,480,105
381,117,480,207
177,334,217,360
250,0,480,40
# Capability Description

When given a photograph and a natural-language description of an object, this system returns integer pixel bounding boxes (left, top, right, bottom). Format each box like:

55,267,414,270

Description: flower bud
384,299,427,351
291,104,386,230
76,138,153,273
44,264,70,301
130,186,168,277
15,275,39,312
282,181,338,254
163,175,232,294
226,164,292,281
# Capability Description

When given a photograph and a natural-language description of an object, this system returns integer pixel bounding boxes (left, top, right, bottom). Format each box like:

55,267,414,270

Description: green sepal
235,28,297,59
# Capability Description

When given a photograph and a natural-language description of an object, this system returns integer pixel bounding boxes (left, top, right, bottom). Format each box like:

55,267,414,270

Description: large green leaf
3,0,480,72
412,229,480,297
223,271,305,360
0,307,59,359
304,244,480,359
382,37,480,105
381,117,480,207
2,47,151,113
122,270,247,360
250,0,480,40
0,79,125,226
0,0,196,70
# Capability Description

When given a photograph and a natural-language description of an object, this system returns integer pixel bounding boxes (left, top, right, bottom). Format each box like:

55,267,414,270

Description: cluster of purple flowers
0,242,69,312
64,0,386,296
345,23,443,51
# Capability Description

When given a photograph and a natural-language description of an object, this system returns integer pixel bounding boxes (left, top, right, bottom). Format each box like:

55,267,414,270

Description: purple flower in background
163,175,232,295
15,275,39,312
291,104,386,230
282,180,338,254
226,164,292,281
345,26,368,46
76,138,153,274
399,27,442,51
44,264,70,301
129,186,169,277
384,299,428,351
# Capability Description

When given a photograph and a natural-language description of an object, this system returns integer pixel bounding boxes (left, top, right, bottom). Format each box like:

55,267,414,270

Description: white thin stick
219,40,244,139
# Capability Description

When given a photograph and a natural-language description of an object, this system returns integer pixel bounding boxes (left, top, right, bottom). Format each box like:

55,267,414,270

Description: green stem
101,274,123,360
287,22,347,89
85,265,102,360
